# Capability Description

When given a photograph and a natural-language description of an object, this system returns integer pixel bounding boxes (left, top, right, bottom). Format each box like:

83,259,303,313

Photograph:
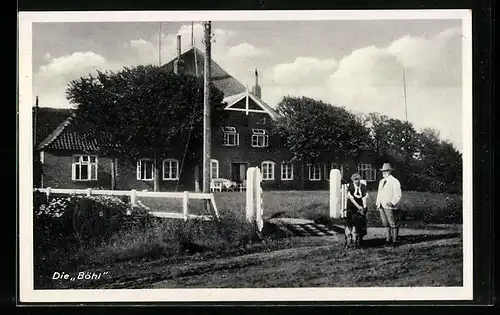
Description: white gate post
329,169,342,218
254,168,263,232
130,189,137,206
46,187,51,201
245,167,256,222
182,191,189,221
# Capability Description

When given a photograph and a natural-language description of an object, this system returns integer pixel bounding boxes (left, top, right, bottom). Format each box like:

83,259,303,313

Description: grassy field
34,189,463,289
138,190,462,226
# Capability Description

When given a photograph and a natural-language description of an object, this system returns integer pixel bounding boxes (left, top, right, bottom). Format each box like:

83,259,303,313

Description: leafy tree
273,96,370,164
413,129,462,193
66,65,227,191
363,113,419,163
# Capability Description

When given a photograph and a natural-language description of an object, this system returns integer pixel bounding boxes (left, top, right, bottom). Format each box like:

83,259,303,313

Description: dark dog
343,209,365,249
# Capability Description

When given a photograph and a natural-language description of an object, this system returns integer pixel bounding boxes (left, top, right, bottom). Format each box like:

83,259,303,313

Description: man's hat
380,163,394,171
351,173,361,180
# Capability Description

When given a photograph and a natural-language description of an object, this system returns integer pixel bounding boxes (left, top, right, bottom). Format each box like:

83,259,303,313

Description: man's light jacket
375,175,402,210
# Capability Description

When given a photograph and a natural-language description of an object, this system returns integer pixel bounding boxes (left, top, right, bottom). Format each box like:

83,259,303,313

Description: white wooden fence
34,187,219,221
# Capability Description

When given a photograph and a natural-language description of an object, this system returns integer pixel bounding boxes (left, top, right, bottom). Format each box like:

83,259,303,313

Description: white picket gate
34,187,219,221
331,172,367,219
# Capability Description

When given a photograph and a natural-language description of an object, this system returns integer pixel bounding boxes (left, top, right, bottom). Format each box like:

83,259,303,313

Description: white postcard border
18,10,473,303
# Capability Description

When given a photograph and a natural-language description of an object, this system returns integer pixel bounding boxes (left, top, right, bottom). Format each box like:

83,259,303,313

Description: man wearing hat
375,163,402,246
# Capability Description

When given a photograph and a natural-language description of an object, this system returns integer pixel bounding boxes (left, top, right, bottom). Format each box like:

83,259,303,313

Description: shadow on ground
360,232,461,248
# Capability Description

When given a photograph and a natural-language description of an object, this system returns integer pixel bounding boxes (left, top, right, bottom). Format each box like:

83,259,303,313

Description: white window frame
72,154,98,181
281,162,293,181
40,151,45,164
325,162,344,180
222,126,240,146
308,163,322,181
162,159,180,181
210,159,219,179
137,159,154,181
358,163,377,181
251,129,269,148
261,161,275,180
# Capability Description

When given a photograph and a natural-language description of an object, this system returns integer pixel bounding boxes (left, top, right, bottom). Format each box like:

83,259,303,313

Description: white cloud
32,24,463,151
271,57,338,86
34,51,119,108
227,43,268,58
265,27,463,151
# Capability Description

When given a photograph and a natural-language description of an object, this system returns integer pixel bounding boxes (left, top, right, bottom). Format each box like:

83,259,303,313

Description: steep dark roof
33,107,74,148
36,114,103,152
162,47,247,96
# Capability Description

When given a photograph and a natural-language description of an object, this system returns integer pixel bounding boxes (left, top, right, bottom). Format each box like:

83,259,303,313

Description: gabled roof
37,114,102,152
163,47,281,120
223,91,280,120
162,47,247,96
33,107,74,148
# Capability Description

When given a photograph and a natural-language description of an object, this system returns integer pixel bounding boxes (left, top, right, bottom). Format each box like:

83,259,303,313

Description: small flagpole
402,66,408,122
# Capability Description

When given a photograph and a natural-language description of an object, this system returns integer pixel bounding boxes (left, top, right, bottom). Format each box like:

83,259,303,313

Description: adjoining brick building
34,40,380,191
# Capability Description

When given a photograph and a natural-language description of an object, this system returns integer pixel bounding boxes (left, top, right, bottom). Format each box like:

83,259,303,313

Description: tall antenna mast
402,66,408,122
158,22,162,66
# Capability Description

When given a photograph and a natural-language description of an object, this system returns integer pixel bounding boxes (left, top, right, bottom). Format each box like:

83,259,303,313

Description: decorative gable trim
223,91,279,120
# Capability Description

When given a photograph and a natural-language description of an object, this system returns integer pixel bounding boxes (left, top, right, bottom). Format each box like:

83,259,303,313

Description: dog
343,209,365,250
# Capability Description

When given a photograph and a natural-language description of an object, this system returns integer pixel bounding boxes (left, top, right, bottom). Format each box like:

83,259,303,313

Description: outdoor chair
210,178,223,192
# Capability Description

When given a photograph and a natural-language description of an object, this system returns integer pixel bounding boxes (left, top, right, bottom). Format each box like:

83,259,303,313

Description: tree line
66,65,462,194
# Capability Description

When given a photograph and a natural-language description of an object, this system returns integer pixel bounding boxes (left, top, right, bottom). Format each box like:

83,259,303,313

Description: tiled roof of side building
37,114,102,152
33,107,74,148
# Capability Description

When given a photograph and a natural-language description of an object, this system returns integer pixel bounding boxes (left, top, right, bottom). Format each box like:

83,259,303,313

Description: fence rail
33,187,219,220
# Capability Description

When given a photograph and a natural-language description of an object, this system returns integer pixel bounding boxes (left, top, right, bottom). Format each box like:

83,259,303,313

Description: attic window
222,126,239,146
256,117,268,125
251,129,268,147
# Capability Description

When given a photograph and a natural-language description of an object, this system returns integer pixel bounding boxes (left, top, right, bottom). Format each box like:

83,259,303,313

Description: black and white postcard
18,10,472,303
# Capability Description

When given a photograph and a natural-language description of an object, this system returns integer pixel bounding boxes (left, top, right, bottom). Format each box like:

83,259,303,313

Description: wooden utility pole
202,21,212,198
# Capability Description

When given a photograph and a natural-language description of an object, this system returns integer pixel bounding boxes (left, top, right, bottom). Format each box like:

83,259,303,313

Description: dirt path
43,225,462,289
149,226,462,288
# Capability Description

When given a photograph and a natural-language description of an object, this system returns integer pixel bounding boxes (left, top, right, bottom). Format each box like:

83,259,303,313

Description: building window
211,159,219,179
256,116,268,125
72,155,98,181
281,162,293,180
308,163,322,181
325,163,344,180
358,163,377,181
222,126,239,146
261,161,275,180
136,159,154,181
163,159,179,180
251,129,269,147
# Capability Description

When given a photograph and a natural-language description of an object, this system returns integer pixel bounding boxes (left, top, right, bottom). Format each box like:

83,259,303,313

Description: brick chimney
251,68,262,98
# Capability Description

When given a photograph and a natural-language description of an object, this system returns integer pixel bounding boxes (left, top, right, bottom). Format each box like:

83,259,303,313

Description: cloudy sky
32,19,464,151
